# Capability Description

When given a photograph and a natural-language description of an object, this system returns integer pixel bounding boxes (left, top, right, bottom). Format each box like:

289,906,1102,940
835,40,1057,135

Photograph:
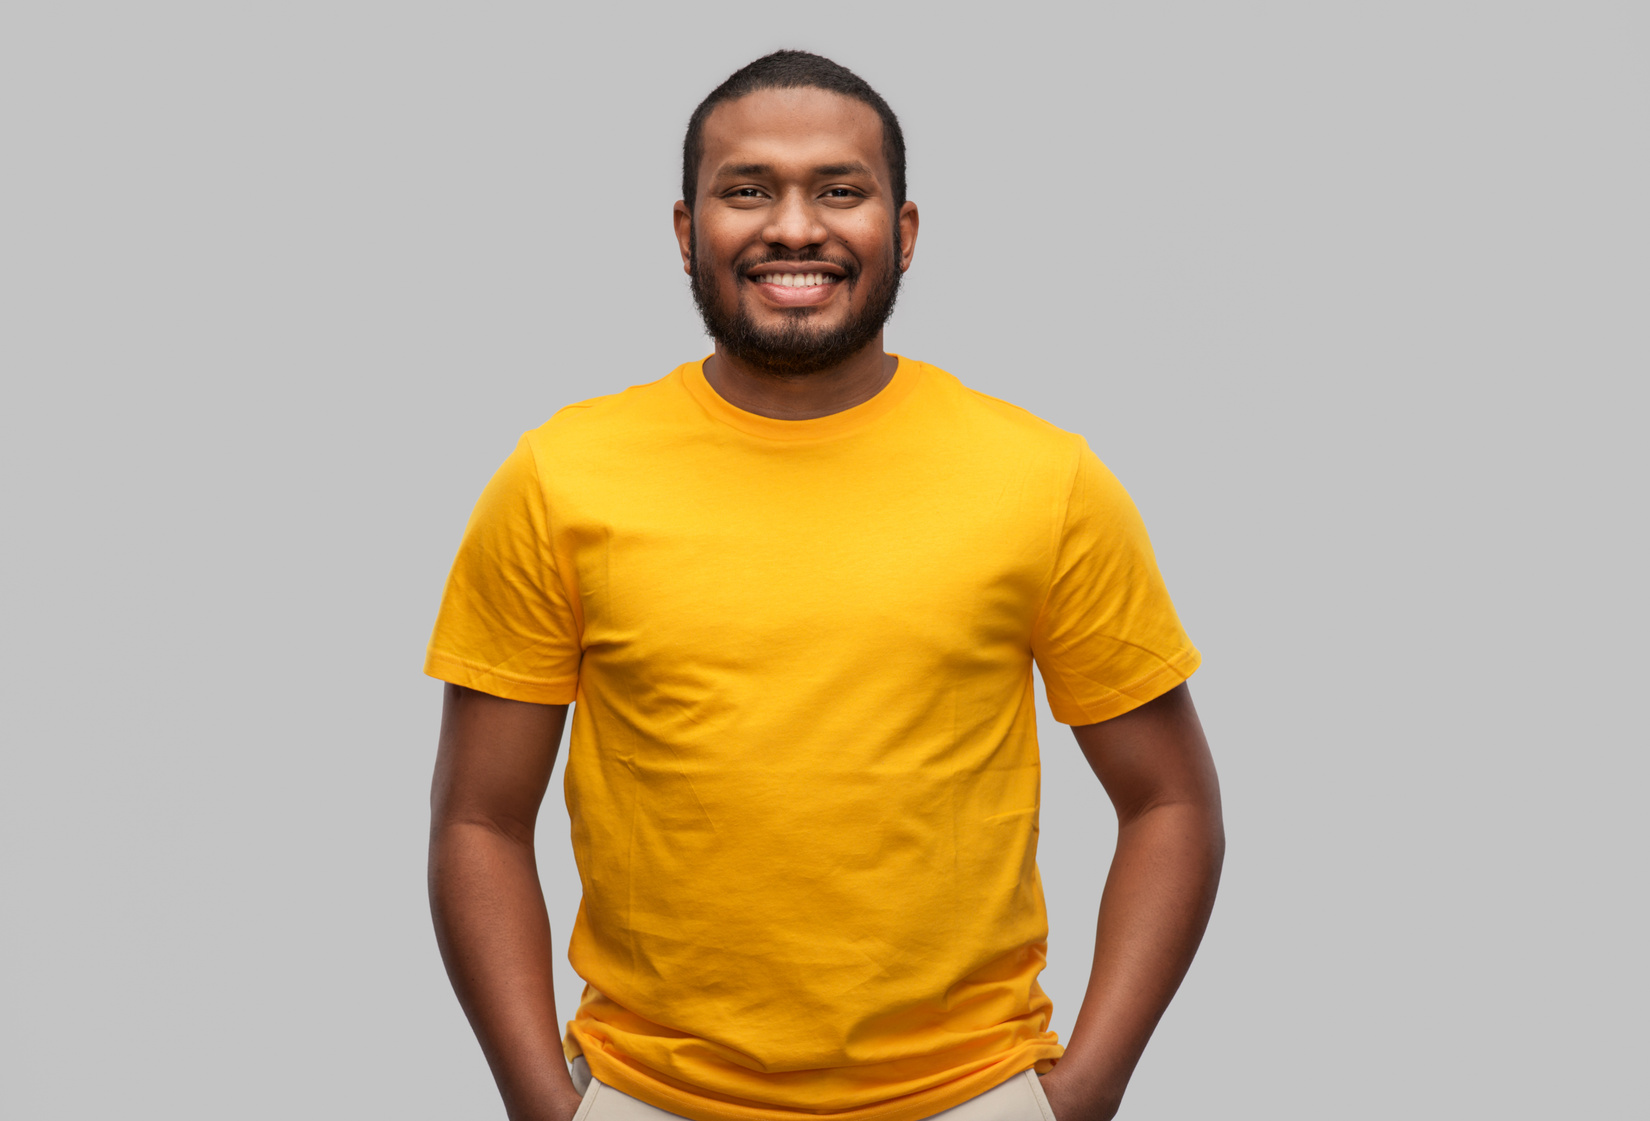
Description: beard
689,229,903,378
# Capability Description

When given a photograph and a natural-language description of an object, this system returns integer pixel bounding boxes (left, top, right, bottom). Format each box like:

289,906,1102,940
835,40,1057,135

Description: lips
743,256,851,283
736,257,853,306
745,271,840,306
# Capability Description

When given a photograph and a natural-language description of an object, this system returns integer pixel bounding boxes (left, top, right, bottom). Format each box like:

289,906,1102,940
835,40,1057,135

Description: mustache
737,252,859,280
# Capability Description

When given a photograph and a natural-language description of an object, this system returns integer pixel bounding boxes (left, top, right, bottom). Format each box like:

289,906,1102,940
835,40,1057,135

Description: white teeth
759,272,836,287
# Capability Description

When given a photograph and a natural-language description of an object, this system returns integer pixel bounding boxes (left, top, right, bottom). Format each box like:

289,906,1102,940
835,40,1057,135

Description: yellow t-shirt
425,357,1200,1121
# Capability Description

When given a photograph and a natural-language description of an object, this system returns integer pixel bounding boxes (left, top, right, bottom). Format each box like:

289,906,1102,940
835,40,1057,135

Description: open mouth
749,271,842,289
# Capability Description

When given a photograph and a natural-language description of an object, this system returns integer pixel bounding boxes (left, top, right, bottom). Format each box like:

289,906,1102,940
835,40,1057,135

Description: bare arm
1036,682,1225,1121
428,683,582,1121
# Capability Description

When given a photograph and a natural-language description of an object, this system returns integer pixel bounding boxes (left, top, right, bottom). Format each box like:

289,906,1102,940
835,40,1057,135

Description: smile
752,272,840,289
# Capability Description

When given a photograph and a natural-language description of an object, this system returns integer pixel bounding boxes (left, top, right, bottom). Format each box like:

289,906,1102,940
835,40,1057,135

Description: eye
726,187,767,199
822,187,862,199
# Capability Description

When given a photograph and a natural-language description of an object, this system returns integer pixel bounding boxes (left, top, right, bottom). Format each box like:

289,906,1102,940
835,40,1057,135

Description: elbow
430,810,536,850
1202,804,1227,903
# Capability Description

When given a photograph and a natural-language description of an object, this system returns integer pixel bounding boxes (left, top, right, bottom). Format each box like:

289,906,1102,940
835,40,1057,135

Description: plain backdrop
2,3,1644,1118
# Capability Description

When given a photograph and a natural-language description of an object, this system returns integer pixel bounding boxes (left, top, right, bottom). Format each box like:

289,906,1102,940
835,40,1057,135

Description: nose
761,188,828,251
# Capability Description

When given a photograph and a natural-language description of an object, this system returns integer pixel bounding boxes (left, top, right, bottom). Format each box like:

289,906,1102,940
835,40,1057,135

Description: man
427,50,1222,1121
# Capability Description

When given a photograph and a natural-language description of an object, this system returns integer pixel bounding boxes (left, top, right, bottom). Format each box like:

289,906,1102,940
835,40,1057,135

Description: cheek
841,206,892,239
836,215,895,264
698,213,763,261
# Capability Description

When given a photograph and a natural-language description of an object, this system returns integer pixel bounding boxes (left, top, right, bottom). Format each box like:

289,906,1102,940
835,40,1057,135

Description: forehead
700,87,887,182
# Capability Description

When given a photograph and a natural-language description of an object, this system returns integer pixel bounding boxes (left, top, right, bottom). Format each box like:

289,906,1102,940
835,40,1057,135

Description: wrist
507,1084,585,1121
1039,1060,1123,1121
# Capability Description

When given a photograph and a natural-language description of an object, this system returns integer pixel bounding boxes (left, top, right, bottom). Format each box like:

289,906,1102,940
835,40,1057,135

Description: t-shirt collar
680,354,923,442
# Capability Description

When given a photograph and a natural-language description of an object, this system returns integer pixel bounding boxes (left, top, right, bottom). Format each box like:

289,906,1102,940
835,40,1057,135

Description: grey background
3,3,1644,1118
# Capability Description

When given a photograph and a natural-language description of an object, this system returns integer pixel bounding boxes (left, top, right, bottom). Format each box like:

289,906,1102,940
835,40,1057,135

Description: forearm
429,819,580,1121
1054,800,1224,1118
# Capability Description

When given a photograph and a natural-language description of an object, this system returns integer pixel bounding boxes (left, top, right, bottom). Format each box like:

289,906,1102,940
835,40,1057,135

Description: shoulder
519,362,700,461
904,357,1089,471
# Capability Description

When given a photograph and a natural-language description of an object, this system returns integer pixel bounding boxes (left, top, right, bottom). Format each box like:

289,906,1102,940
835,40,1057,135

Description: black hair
681,50,907,213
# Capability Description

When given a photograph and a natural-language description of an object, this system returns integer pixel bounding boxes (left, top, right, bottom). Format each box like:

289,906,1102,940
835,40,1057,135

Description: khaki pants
568,1058,1056,1121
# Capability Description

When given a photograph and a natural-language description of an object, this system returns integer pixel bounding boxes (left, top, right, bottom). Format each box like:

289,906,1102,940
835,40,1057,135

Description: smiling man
426,51,1222,1121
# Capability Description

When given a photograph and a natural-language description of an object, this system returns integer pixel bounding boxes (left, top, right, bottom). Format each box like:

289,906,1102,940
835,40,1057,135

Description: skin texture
428,687,579,1121
1036,684,1224,1120
429,87,1223,1121
672,87,918,419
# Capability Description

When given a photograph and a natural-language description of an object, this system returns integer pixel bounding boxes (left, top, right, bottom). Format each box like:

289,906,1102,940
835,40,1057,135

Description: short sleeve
1031,441,1201,725
423,437,582,703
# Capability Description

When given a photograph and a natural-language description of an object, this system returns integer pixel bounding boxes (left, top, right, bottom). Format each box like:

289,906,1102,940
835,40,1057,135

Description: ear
673,201,693,275
897,201,919,273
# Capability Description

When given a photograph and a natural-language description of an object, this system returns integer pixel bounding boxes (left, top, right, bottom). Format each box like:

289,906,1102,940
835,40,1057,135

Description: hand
1035,1065,1120,1121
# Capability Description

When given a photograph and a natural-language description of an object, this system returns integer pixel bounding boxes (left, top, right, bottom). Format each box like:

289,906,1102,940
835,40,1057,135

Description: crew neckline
680,354,923,442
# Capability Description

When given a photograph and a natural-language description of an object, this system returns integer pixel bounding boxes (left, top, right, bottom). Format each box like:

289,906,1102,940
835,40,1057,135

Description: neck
702,336,897,420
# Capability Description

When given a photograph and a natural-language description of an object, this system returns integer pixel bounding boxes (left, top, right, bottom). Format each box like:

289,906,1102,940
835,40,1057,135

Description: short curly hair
681,50,906,212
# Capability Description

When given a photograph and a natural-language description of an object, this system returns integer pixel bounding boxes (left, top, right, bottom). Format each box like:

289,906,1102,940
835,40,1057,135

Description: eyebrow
713,161,877,180
812,162,875,178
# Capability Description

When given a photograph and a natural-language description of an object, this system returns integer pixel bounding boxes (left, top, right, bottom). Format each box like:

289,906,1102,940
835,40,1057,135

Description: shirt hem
423,648,578,705
1047,644,1202,725
581,1040,1064,1121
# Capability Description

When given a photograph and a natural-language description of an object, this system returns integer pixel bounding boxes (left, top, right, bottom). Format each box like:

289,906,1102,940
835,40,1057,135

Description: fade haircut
681,50,907,213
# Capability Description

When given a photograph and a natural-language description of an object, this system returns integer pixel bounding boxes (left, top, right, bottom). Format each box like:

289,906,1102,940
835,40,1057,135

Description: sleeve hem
1047,644,1201,726
424,648,578,705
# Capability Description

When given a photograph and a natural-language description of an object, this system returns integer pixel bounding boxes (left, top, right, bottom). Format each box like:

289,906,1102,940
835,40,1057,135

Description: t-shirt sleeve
1031,440,1201,725
423,436,582,704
